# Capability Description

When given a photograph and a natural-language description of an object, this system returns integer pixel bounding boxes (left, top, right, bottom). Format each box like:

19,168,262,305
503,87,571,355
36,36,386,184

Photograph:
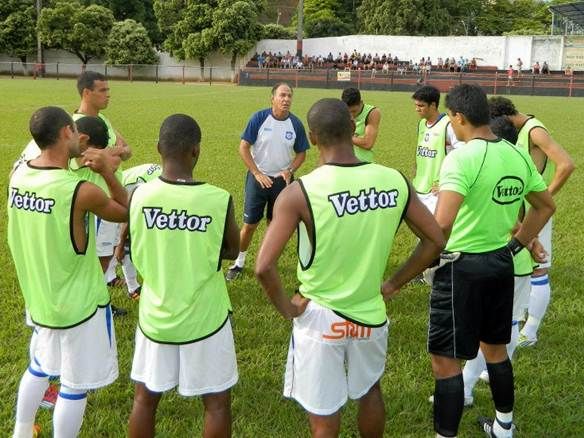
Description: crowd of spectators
251,50,482,75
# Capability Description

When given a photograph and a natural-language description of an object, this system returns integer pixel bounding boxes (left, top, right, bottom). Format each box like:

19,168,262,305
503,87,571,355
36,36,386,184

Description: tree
38,1,114,64
212,0,263,71
305,10,352,38
0,5,36,68
153,0,217,73
262,23,295,40
106,19,158,65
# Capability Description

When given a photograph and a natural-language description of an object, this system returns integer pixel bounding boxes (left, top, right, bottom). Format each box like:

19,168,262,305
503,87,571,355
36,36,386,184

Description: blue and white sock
13,363,49,438
522,274,550,340
53,385,88,438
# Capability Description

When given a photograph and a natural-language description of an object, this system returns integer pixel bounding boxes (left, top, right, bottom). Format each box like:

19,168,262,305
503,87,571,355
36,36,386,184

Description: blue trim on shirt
289,114,310,153
241,109,272,144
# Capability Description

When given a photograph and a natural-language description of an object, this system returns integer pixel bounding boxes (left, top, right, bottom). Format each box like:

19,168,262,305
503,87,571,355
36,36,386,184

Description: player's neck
425,111,440,125
30,147,69,169
161,162,194,183
272,108,289,120
466,126,498,142
77,101,99,117
320,144,361,164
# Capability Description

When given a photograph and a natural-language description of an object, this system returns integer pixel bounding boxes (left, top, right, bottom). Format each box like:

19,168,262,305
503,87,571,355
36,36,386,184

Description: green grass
1,78,583,437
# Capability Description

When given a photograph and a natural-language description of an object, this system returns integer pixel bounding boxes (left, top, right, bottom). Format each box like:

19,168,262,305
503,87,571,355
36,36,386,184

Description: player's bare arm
433,189,465,241
255,182,310,319
352,108,381,150
516,189,556,247
278,151,306,185
382,183,445,299
530,127,575,196
221,197,240,260
239,139,273,189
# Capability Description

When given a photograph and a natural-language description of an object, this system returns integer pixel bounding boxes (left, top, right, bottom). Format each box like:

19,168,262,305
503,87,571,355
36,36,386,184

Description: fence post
530,74,535,96
569,74,574,97
155,64,159,84
56,62,59,80
266,68,270,86
358,69,361,89
295,68,298,88
104,64,108,80
459,72,463,85
210,67,212,86
182,65,185,84
129,64,133,82
493,71,498,95
10,62,14,79
390,71,394,91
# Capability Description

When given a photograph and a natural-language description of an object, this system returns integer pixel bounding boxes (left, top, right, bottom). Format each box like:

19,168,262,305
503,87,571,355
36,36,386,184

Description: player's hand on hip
381,280,400,301
114,244,124,263
82,148,121,175
254,171,273,189
290,293,310,318
528,238,548,264
279,169,292,185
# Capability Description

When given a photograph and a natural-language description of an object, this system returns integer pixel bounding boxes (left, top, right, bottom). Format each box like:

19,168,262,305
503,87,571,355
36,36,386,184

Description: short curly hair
488,96,518,118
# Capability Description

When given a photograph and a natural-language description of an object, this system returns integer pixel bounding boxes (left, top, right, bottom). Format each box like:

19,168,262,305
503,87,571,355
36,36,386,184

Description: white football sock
493,410,513,437
53,386,88,438
121,255,140,292
14,366,49,438
463,351,486,398
506,322,520,360
522,275,550,339
104,257,118,283
233,251,247,268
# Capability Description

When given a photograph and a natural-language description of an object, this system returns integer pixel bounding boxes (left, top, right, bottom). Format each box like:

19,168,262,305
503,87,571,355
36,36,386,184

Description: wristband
507,237,524,256
287,167,294,175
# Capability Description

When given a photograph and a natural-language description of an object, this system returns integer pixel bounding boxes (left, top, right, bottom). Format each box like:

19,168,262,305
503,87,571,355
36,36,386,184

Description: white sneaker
517,333,537,347
428,394,474,407
479,370,490,383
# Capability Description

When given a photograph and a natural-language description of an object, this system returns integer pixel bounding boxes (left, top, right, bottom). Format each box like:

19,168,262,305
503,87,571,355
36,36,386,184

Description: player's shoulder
250,108,272,123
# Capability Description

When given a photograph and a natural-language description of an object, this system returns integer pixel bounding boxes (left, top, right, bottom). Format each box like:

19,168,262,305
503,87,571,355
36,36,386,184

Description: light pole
296,0,303,58
36,0,43,65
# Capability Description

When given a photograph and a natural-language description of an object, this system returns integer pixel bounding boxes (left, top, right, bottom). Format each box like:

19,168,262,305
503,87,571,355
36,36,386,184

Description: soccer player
128,114,240,438
489,96,575,347
112,163,163,299
226,83,309,281
255,98,445,437
460,116,547,404
423,85,555,438
412,85,460,213
341,87,381,163
8,106,128,437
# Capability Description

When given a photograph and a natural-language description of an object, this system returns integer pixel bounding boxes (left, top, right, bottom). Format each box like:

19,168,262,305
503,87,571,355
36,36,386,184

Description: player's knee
134,383,161,407
431,354,461,379
309,412,341,437
202,390,231,413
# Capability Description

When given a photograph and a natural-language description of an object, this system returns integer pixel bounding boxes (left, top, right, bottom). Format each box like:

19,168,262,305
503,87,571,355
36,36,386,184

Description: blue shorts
243,171,288,224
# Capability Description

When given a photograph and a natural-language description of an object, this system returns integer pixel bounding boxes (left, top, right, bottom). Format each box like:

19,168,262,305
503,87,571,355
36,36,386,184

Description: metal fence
239,68,584,97
0,62,239,83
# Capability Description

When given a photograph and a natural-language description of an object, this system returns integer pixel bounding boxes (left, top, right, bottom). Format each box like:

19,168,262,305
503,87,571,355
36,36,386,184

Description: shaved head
307,98,353,147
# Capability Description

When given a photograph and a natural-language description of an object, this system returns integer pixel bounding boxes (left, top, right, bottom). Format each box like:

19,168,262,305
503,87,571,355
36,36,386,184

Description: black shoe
225,266,243,281
111,304,127,317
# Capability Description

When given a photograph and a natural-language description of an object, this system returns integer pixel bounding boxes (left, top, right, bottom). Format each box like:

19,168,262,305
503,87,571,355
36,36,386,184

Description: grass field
0,78,583,437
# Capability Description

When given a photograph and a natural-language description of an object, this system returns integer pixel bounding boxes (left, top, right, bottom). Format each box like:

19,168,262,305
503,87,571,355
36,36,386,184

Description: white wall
0,35,570,77
256,35,566,70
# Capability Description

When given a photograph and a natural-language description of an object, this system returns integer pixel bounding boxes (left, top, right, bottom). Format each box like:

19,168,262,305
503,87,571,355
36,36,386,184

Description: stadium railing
0,62,239,84
238,68,584,98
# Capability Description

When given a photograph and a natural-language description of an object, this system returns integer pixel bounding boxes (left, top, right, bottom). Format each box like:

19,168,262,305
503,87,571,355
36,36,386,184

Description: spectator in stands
541,61,550,74
382,61,390,74
516,58,523,76
257,53,264,69
564,65,573,76
507,65,515,87
533,61,541,74
327,52,333,62
437,57,444,69
470,57,477,71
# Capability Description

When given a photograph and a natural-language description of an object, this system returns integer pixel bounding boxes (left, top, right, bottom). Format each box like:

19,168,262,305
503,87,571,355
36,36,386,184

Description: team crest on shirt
492,176,524,205
285,131,294,140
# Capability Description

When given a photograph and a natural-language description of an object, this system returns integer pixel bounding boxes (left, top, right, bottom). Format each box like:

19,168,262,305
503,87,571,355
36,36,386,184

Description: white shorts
537,218,552,269
283,301,388,416
417,192,438,215
96,218,120,257
513,276,531,322
32,305,118,390
131,318,238,396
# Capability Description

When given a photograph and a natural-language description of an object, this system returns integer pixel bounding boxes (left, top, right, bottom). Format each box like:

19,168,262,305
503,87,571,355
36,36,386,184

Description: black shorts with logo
243,171,289,224
428,246,514,360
